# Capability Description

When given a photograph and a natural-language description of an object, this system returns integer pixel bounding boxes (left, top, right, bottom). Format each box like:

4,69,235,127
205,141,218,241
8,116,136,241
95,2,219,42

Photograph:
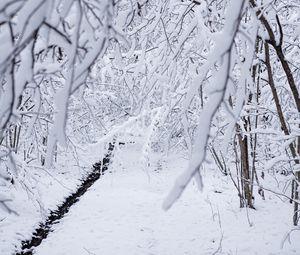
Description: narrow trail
15,143,115,255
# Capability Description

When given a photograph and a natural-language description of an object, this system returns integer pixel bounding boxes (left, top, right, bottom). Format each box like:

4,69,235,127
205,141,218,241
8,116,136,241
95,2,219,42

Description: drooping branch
163,0,247,210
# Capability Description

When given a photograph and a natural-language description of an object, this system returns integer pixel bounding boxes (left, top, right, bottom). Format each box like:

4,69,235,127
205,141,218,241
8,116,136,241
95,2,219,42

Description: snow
1,2,300,255
0,143,107,255
15,143,298,255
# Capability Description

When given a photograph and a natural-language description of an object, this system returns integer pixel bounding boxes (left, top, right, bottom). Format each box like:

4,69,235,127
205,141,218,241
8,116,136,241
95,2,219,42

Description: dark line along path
16,142,115,255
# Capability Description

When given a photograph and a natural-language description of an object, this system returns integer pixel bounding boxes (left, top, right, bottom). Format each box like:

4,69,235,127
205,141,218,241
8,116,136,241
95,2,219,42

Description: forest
0,0,300,254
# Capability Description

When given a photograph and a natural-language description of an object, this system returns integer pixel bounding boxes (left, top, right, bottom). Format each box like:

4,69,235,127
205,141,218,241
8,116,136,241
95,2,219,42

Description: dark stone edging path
15,142,115,255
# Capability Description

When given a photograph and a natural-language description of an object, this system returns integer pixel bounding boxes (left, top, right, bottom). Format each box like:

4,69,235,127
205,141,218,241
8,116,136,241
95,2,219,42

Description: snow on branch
163,0,248,210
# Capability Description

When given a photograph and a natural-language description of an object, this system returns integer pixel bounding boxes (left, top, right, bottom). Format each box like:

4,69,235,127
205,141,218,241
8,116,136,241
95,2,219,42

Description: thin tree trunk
264,42,300,225
237,128,254,209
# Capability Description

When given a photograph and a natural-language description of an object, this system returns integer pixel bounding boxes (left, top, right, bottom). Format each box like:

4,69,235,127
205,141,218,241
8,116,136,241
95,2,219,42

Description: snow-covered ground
0,143,107,255
27,143,300,255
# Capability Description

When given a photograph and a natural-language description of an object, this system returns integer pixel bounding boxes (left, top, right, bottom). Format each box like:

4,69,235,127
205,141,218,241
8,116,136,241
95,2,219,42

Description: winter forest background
0,0,300,254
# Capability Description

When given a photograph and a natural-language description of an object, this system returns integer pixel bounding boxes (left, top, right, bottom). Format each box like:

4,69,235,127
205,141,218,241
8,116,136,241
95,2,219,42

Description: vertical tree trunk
264,42,300,225
237,128,254,209
229,95,254,209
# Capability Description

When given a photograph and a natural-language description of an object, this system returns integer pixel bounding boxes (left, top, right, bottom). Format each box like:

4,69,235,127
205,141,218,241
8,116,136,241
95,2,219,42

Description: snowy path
33,146,299,255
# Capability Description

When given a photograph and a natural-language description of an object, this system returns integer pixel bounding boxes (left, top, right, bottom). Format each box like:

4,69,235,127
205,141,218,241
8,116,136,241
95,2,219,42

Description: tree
163,0,300,226
0,0,114,212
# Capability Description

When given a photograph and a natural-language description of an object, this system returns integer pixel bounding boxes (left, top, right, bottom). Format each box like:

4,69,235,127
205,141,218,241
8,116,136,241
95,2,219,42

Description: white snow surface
26,144,299,255
0,142,107,255
1,142,299,255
